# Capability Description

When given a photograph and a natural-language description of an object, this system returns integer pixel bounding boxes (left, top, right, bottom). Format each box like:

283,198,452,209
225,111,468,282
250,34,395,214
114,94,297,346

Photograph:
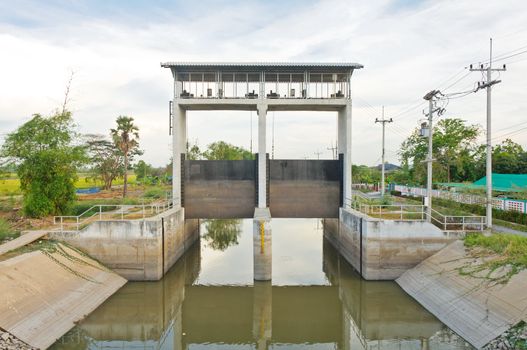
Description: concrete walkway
493,224,527,237
0,230,49,256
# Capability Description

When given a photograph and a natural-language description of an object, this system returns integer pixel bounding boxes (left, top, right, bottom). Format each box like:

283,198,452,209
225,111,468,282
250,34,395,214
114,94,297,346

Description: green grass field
0,174,137,195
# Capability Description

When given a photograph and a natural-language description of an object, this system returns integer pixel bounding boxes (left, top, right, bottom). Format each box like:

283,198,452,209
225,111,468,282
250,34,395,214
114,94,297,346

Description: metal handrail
53,200,174,232
345,197,485,232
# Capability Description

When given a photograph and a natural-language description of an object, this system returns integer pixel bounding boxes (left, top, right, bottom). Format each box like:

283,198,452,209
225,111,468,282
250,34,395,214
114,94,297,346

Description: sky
0,0,526,167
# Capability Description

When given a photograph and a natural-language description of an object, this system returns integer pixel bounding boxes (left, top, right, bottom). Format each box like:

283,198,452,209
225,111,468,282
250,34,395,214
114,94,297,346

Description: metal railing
353,203,426,221
429,208,486,232
53,201,173,232
345,195,486,232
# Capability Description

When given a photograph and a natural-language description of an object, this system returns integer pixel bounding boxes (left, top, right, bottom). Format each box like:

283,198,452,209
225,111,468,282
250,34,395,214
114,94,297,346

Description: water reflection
52,219,473,350
202,219,242,251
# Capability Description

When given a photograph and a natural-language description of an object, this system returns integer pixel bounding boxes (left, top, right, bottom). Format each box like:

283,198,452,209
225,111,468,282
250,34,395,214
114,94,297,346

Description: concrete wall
50,208,199,281
269,160,341,218
184,160,256,219
324,208,457,280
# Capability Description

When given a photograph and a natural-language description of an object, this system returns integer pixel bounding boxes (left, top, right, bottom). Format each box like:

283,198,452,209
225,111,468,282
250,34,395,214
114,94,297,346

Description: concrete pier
253,208,272,281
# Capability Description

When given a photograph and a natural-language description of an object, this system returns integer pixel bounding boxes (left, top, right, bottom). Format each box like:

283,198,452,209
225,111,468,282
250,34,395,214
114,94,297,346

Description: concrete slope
0,244,127,349
0,230,48,255
396,240,527,349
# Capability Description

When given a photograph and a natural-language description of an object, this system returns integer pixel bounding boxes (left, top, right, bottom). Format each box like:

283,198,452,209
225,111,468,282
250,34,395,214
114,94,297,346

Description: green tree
186,141,202,160
1,111,86,217
493,139,527,174
134,160,152,182
202,141,254,160
352,164,380,184
399,118,481,184
86,134,124,190
111,116,141,197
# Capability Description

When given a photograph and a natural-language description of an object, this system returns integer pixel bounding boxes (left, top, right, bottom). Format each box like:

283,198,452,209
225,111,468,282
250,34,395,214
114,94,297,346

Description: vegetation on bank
0,218,19,242
0,174,138,195
461,233,527,284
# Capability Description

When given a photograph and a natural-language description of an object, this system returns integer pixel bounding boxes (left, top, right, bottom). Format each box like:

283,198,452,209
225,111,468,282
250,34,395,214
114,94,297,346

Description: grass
494,219,527,233
0,174,138,194
461,232,527,284
0,218,19,242
0,178,21,195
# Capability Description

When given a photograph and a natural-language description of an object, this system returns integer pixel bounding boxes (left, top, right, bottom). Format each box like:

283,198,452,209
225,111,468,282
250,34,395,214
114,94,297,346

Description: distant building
375,163,401,172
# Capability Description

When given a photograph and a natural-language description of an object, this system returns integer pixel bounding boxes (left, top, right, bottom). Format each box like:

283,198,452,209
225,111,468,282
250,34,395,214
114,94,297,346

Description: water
51,219,474,350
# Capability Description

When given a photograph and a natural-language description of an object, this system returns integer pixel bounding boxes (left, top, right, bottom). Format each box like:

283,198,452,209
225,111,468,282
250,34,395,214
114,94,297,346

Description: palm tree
111,116,139,197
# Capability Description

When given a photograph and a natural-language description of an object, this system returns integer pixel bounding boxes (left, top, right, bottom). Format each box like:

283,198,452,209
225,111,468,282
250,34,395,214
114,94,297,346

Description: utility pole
327,141,337,160
314,151,322,160
423,90,442,222
470,38,506,229
375,106,393,197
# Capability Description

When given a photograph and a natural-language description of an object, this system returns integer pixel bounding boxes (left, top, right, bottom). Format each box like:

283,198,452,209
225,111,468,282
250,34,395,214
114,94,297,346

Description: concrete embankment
0,243,126,349
397,240,527,349
50,207,199,281
325,208,456,280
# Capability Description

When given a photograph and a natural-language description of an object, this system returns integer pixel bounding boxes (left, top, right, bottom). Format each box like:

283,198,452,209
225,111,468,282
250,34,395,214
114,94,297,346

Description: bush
427,197,527,226
0,218,18,241
143,187,166,199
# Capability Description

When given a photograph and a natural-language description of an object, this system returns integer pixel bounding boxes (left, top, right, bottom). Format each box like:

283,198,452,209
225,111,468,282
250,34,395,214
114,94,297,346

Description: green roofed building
437,173,527,193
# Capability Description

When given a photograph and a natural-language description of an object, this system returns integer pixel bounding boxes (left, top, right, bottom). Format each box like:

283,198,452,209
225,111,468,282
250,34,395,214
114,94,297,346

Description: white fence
393,184,527,214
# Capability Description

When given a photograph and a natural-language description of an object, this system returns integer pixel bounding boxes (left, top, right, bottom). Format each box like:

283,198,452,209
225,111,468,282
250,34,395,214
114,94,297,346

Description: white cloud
0,0,526,166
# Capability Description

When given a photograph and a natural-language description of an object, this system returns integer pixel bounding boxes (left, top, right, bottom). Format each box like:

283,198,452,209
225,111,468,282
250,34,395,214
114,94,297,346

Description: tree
202,141,254,160
492,139,527,174
134,160,153,182
86,134,124,190
1,111,86,217
352,164,380,184
399,118,481,184
111,116,141,197
186,141,202,160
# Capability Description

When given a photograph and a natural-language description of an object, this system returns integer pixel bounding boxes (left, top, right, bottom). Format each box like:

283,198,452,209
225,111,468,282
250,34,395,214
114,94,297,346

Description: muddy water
51,219,474,350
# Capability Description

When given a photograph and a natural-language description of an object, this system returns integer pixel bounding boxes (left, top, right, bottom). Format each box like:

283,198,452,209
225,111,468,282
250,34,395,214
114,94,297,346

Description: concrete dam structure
49,62,455,283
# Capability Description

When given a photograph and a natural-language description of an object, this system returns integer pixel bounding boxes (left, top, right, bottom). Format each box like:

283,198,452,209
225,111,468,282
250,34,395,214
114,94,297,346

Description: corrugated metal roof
161,61,364,69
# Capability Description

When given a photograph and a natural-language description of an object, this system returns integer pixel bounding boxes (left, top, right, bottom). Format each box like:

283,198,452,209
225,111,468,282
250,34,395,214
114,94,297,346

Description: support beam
172,103,187,207
257,104,268,208
253,208,271,281
338,103,352,207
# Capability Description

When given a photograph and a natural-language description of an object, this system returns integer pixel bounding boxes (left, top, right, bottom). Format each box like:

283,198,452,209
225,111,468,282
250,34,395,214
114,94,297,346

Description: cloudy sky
1,0,526,166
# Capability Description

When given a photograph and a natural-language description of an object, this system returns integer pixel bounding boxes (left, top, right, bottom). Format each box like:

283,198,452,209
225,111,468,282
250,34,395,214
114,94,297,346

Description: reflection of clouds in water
272,218,329,286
